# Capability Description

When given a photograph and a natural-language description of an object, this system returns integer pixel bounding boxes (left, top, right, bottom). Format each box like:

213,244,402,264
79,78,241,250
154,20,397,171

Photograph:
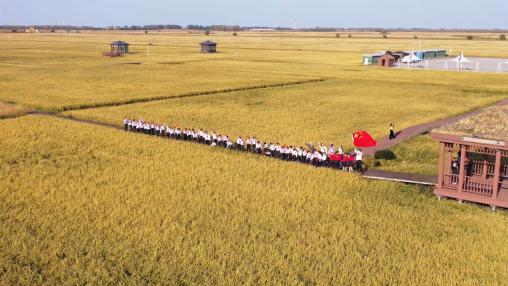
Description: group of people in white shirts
124,118,364,172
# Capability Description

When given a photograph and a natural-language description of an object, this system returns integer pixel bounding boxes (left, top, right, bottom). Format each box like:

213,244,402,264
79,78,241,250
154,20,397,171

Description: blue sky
1,0,507,29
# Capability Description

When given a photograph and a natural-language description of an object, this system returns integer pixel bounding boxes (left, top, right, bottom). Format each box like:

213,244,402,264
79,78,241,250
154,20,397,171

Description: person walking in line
123,118,129,131
389,123,396,140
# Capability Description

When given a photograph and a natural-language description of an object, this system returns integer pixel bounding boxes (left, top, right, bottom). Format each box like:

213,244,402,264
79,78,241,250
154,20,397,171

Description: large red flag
352,131,377,147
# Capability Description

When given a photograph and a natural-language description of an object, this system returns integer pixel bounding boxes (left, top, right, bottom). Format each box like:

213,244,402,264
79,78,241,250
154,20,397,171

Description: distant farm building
363,49,447,65
111,41,129,54
431,106,508,209
200,40,217,53
378,52,396,67
363,52,384,65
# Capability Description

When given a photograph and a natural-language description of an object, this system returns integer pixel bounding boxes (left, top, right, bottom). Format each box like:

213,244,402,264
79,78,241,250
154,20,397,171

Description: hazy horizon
1,0,507,29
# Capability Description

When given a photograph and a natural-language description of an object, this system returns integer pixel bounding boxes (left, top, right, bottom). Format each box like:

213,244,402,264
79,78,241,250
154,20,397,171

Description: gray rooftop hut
200,40,217,53
111,41,129,54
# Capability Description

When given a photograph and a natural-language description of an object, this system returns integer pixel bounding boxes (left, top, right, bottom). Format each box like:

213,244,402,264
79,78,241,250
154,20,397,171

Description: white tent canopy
401,52,421,63
452,52,471,63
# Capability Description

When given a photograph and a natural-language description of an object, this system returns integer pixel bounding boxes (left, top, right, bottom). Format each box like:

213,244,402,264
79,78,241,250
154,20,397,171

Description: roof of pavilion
435,105,508,142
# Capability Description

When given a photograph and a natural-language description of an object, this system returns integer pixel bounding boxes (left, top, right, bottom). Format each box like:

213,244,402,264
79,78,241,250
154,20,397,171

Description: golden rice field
1,30,508,284
2,31,508,111
67,78,505,150
1,116,508,285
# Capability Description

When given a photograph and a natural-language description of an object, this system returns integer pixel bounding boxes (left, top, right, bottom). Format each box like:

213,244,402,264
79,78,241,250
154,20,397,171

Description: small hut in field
378,52,396,67
111,41,129,55
431,105,508,209
200,40,217,53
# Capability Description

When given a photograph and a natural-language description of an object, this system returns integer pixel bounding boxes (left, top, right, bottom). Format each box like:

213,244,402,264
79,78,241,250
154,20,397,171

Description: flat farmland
1,30,508,284
67,77,506,149
0,39,312,111
2,32,508,112
1,116,508,285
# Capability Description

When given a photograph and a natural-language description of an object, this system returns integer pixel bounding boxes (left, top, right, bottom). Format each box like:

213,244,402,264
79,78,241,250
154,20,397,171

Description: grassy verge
368,135,439,175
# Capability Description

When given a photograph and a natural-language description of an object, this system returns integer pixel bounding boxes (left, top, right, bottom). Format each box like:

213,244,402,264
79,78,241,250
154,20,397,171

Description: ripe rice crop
2,32,508,111
67,78,506,150
1,116,508,284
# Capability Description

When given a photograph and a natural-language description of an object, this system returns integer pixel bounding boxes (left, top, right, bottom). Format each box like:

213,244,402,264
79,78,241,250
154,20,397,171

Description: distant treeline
1,25,507,33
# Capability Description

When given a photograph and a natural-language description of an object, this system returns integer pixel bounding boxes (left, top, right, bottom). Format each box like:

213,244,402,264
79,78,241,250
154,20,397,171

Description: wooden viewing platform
431,105,508,209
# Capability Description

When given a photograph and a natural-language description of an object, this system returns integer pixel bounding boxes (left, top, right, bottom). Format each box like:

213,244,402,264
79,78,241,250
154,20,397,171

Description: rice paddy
2,116,508,285
1,30,508,284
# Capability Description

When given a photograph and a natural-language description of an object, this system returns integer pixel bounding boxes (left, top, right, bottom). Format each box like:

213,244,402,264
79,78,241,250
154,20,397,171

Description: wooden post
457,144,467,193
437,142,445,187
492,150,502,199
482,160,488,179
448,145,454,173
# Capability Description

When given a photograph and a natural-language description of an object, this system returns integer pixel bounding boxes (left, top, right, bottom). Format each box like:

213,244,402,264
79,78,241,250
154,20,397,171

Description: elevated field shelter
431,106,508,209
200,40,217,53
111,41,129,54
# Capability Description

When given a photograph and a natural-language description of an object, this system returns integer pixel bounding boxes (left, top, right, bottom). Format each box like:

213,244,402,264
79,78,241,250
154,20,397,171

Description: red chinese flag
352,131,377,147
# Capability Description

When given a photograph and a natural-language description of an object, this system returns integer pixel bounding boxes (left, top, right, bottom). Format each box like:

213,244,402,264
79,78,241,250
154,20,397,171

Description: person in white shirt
305,150,312,163
205,132,211,145
328,144,335,156
123,118,129,131
355,148,363,172
338,145,344,155
226,137,233,149
236,137,244,150
291,147,298,161
268,143,274,157
319,143,327,154
255,141,262,154
167,126,173,138
321,152,328,166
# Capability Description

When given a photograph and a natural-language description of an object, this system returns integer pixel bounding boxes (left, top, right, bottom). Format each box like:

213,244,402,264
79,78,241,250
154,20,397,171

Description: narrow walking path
362,170,437,186
27,111,121,129
363,98,508,156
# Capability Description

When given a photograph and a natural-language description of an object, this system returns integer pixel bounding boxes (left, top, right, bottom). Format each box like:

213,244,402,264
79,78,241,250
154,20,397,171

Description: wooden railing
443,174,458,190
468,160,495,176
467,161,508,178
462,176,493,196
